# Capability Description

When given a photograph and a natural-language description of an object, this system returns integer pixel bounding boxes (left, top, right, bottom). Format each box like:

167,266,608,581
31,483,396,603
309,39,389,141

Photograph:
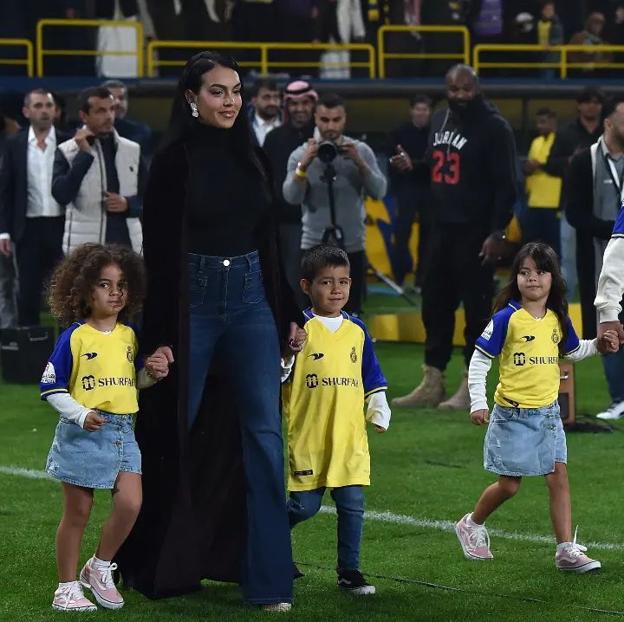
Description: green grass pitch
1,342,623,621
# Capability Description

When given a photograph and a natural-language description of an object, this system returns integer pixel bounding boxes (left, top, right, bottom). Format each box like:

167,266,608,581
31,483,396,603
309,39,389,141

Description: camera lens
317,141,339,163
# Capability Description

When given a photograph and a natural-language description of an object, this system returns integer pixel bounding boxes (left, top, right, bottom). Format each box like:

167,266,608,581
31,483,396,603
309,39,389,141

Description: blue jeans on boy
187,250,293,605
287,485,365,571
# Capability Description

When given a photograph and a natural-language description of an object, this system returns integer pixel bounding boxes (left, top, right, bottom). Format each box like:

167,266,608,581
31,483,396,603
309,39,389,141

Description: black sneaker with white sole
337,569,376,595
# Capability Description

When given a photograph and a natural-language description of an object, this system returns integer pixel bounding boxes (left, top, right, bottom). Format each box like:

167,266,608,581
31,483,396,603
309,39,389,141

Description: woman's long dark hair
493,242,569,354
159,50,268,187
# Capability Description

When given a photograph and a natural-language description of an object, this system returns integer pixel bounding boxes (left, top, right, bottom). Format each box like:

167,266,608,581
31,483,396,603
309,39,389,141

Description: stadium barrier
0,38,34,77
377,25,470,79
474,43,624,78
35,18,144,78
146,40,376,78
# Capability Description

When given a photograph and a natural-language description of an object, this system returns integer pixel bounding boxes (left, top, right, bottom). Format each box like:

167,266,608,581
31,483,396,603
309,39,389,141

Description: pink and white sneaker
455,513,494,560
556,532,601,573
52,581,97,612
79,557,124,609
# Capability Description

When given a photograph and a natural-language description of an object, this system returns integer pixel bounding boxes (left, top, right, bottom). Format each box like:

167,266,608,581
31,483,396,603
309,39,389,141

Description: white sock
91,555,111,569
467,513,483,527
556,542,571,552
58,580,78,588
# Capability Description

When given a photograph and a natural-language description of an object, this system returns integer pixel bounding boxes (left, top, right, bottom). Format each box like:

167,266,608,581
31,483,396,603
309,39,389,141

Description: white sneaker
261,602,292,612
52,581,97,612
596,400,624,420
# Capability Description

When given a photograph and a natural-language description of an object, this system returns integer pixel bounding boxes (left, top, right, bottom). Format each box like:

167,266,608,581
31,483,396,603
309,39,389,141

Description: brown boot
392,365,446,408
438,373,470,411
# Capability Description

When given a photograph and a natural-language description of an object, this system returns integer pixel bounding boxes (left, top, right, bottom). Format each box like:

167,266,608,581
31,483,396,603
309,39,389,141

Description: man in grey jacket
283,93,387,314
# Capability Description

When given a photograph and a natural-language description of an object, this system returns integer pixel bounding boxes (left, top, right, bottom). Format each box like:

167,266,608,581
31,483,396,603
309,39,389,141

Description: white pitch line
2,464,622,551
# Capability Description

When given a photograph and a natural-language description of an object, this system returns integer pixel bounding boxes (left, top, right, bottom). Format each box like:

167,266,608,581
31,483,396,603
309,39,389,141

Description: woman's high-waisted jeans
187,250,293,605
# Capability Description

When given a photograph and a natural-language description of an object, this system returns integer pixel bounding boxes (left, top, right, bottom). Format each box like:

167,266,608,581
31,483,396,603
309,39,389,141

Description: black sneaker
337,569,376,595
293,563,304,580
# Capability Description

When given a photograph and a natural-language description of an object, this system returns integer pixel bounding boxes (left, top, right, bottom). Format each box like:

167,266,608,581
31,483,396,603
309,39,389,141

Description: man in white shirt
250,78,281,147
0,89,69,326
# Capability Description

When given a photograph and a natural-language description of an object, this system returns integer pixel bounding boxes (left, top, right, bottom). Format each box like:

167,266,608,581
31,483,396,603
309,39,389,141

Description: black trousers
16,216,64,326
392,185,431,286
422,223,495,370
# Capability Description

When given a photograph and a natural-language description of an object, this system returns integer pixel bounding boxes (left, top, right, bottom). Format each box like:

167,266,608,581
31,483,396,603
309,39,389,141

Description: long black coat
115,140,298,598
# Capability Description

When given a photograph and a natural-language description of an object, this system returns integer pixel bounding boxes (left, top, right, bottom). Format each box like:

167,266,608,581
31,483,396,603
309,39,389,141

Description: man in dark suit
0,88,70,326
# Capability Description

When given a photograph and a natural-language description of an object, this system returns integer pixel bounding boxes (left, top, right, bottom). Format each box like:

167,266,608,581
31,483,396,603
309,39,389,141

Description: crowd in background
3,1,624,78
1,69,624,420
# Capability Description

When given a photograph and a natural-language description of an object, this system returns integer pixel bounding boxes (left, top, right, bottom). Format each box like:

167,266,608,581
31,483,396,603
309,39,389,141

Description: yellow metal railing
377,25,470,79
0,38,34,76
147,40,376,78
474,43,624,78
36,19,144,78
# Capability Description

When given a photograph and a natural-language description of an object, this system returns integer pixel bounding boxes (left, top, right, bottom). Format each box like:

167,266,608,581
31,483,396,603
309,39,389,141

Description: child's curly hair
48,243,146,325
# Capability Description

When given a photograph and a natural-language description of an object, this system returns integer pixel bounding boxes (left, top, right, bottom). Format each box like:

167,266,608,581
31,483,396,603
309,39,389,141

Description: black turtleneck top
186,123,269,256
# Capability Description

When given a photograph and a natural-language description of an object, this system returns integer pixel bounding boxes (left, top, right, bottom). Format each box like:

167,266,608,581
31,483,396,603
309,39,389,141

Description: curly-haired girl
40,243,172,612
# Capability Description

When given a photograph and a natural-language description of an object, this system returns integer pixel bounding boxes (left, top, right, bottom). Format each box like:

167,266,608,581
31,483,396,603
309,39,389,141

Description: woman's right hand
84,411,105,431
470,409,489,425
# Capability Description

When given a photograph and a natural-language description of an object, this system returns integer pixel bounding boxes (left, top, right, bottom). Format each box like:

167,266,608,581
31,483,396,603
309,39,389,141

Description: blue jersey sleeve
475,305,515,358
613,204,624,237
40,324,78,400
562,316,580,355
351,316,388,397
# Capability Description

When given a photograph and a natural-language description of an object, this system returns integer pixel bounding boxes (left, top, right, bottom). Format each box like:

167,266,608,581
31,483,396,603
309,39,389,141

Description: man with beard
249,78,281,147
0,89,70,325
567,97,624,420
263,80,318,306
393,64,516,411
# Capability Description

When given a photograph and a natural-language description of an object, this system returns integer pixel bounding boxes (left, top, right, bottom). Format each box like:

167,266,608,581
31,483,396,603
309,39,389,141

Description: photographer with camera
283,93,386,314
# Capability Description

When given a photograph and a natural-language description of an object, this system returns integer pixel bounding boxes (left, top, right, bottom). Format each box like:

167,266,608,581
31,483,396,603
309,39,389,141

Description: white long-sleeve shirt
595,210,624,322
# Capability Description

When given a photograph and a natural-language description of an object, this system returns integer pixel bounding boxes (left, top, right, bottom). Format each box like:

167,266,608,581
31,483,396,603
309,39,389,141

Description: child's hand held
470,409,489,425
598,330,619,353
286,323,307,355
84,411,105,431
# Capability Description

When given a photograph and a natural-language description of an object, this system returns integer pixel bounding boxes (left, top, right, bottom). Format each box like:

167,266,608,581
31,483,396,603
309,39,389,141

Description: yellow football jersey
40,322,142,415
283,311,387,491
476,301,579,408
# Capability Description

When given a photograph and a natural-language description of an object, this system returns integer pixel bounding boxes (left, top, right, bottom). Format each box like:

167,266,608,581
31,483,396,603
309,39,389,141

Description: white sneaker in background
596,400,624,420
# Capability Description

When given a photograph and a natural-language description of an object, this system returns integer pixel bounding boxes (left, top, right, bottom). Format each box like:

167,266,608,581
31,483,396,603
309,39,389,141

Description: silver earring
190,102,199,118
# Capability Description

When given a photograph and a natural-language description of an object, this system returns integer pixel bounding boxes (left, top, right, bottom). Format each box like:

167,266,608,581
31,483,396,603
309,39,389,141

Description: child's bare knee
499,476,521,497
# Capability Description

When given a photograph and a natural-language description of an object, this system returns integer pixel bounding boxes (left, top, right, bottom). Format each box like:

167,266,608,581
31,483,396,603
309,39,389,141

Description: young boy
282,245,391,595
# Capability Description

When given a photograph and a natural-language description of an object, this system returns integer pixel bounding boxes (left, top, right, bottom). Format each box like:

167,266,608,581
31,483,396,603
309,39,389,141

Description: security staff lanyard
604,150,624,205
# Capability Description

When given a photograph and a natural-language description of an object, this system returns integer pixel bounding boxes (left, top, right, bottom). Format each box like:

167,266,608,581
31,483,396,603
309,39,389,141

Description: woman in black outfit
116,51,296,611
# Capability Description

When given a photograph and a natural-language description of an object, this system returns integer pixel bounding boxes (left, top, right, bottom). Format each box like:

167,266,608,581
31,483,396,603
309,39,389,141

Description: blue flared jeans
187,250,293,605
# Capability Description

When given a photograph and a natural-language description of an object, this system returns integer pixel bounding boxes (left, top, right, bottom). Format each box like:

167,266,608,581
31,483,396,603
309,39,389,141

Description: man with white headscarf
263,80,318,306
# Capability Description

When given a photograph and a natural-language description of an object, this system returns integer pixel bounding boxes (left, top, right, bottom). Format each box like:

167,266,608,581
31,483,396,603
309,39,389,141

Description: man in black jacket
393,64,516,411
386,94,431,288
263,80,317,306
545,86,604,298
566,97,624,420
0,89,70,325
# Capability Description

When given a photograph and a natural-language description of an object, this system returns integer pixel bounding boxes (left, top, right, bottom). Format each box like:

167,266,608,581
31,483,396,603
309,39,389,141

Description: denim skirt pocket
242,269,265,304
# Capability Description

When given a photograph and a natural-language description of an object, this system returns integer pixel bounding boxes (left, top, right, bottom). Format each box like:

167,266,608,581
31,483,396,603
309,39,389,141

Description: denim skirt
483,401,566,477
46,411,141,489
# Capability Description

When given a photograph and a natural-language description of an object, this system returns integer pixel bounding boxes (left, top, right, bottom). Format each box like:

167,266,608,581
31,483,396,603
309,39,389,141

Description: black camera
317,141,342,164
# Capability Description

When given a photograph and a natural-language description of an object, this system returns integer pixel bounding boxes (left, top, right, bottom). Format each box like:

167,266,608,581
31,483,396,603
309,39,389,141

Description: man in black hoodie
263,80,318,307
393,64,517,411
